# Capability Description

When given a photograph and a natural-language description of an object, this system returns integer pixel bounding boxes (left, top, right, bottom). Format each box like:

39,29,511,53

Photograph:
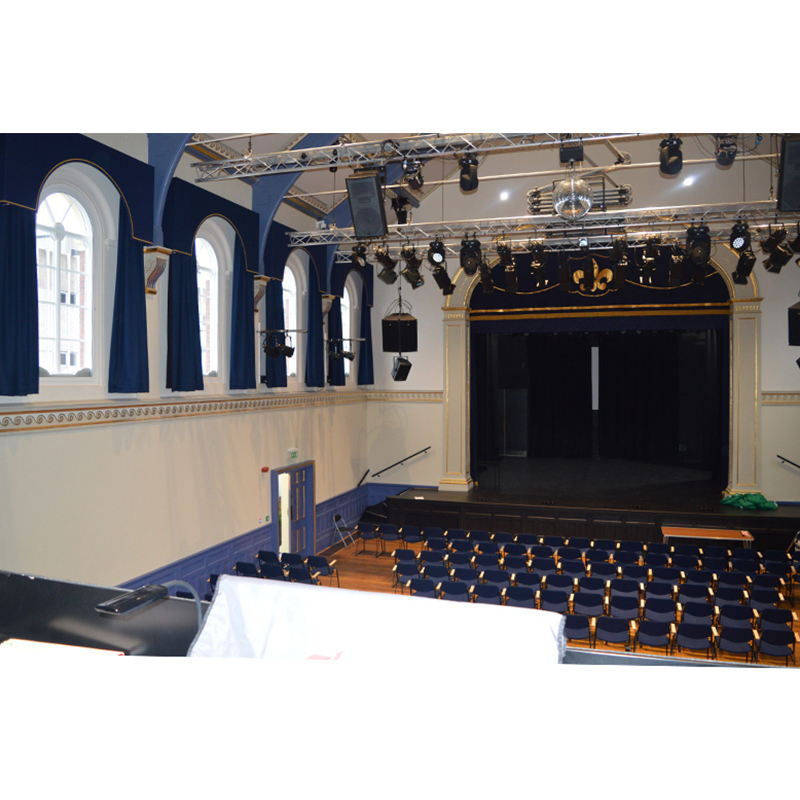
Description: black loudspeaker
382,313,418,353
789,302,800,346
392,356,412,381
778,136,800,212
346,171,388,239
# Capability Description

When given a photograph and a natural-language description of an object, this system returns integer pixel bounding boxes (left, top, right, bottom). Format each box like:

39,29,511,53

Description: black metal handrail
372,447,431,478
778,454,800,470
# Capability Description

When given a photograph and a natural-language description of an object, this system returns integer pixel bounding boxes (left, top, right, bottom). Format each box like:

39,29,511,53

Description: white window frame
192,217,233,395
342,274,360,386
273,251,307,391
2,162,119,407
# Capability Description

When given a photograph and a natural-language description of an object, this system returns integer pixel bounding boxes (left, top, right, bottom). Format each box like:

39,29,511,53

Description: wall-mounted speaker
346,171,388,239
382,313,418,353
392,356,412,381
789,302,800,346
778,136,800,212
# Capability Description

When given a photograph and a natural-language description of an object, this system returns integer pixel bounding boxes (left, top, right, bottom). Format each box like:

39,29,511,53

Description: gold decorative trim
0,391,444,435
762,392,800,405
472,309,730,322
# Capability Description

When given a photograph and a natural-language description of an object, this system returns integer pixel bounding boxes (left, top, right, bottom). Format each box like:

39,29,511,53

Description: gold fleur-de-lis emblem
573,258,614,293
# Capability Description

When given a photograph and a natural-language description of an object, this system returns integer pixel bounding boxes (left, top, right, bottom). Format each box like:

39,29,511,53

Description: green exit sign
288,448,298,461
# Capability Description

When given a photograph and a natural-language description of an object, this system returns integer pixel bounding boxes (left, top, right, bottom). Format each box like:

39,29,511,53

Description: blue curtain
0,203,38,396
357,280,374,385
229,237,256,390
108,204,149,393
166,251,204,392
327,296,345,386
264,277,287,387
305,257,325,387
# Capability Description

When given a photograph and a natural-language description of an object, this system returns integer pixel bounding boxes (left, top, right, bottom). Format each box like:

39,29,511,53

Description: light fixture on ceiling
552,162,592,220
478,259,494,293
530,240,547,288
458,154,479,192
764,242,794,273
400,245,424,289
640,237,661,285
263,332,295,358
732,250,757,284
730,221,751,252
668,251,685,287
687,224,711,284
351,244,368,268
428,239,455,295
760,225,787,254
375,244,399,284
402,158,424,191
715,134,737,167
459,235,482,275
391,196,410,225
610,236,628,289
659,135,683,175
498,244,516,293
578,240,594,293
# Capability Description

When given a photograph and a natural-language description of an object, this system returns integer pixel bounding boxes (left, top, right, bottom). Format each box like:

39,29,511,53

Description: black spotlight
433,266,456,295
403,158,424,191
764,242,794,274
264,335,295,359
497,245,516,293
611,237,628,262
391,196,410,225
479,260,494,293
659,135,683,176
400,246,424,288
760,226,787,254
791,223,800,253
687,225,711,284
375,244,398,285
730,222,751,252
530,241,547,268
733,250,757,284
458,155,479,192
460,236,482,275
668,252,685,287
715,134,737,167
427,239,447,268
351,244,368,268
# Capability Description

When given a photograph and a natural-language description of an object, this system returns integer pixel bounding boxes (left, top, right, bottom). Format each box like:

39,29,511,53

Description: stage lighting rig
668,251,685,287
732,250,757,284
659,135,683,175
460,235,482,275
391,195,410,224
478,259,494,293
402,158,424,191
375,244,399,285
764,242,794,273
427,239,446,268
686,225,711,284
715,134,737,167
497,244,517,293
458,154,479,192
760,226,787,254
400,245,424,289
351,244,368,268
730,222,751,252
262,332,295,358
427,239,455,295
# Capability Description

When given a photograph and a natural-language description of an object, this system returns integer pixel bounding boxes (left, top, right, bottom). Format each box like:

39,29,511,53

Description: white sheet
188,574,566,664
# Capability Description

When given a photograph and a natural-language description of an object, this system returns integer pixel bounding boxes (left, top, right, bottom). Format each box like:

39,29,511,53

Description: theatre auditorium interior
3,131,800,674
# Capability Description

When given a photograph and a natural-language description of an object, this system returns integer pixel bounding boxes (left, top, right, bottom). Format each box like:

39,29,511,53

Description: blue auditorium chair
306,555,339,587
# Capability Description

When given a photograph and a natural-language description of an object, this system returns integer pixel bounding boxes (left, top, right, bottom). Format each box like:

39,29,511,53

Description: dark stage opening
472,329,730,508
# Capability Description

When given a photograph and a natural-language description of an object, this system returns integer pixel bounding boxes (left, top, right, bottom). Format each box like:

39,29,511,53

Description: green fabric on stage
720,492,778,510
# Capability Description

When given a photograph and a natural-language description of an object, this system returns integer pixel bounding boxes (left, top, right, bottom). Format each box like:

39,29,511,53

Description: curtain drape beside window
327,296,345,386
0,203,38,396
357,281,374,386
166,251,204,392
108,204,149,393
264,277,287,388
305,258,325,388
229,237,256,390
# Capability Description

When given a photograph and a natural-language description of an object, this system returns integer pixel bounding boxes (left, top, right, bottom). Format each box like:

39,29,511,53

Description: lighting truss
294,199,795,262
527,175,633,215
191,133,652,182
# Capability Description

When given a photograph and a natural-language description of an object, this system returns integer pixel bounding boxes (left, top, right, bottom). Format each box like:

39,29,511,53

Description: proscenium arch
439,247,762,495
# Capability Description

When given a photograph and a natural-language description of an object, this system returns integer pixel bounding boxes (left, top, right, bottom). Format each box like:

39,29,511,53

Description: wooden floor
320,537,799,668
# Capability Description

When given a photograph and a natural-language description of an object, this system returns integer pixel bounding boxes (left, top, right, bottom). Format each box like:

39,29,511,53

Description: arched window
195,236,219,377
36,193,93,376
341,280,354,380
282,266,298,380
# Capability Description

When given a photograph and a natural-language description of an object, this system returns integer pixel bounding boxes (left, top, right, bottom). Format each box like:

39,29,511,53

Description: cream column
439,305,474,492
728,299,762,494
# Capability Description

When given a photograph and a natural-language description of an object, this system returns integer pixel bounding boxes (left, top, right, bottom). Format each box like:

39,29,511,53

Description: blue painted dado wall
119,482,420,598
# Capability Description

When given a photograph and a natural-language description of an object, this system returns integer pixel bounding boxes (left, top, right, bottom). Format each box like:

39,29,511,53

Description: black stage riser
387,492,800,552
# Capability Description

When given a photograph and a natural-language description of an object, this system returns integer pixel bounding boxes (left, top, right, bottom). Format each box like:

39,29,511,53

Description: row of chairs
563,616,798,664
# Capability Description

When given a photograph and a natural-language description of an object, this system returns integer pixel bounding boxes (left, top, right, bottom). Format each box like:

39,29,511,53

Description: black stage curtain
473,333,500,464
527,333,593,458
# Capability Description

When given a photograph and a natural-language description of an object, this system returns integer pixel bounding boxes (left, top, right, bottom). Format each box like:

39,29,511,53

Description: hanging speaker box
789,302,800,346
392,356,412,381
778,136,800,212
382,313,418,353
346,171,388,239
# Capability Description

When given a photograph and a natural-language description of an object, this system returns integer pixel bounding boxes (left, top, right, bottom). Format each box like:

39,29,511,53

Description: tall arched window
282,266,298,380
341,281,353,380
36,193,93,376
195,237,219,377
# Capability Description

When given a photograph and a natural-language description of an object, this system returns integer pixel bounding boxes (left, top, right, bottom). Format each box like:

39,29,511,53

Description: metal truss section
527,176,633,215
298,199,798,262
191,133,651,182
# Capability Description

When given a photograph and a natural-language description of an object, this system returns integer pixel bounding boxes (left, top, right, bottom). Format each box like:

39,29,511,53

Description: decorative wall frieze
0,390,444,435
762,392,800,405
